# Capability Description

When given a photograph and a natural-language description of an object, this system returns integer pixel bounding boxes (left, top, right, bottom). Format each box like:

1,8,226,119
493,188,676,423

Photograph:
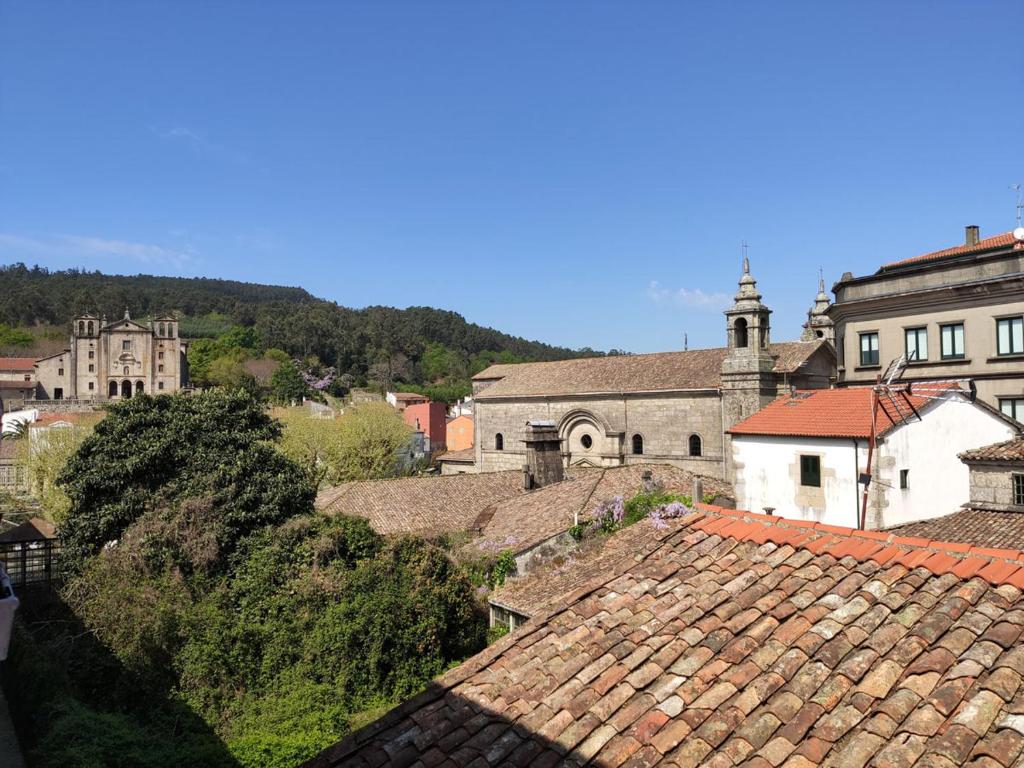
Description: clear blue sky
1,2,1022,352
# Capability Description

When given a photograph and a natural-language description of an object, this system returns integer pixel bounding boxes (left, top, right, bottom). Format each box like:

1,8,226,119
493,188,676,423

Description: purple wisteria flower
650,500,694,530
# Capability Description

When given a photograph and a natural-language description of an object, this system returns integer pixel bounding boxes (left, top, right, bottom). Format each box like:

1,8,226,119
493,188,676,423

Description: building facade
829,226,1024,419
473,262,836,480
729,387,1020,529
35,311,188,401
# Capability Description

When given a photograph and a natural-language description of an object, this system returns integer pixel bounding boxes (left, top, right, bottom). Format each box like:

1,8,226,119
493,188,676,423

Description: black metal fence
0,538,60,591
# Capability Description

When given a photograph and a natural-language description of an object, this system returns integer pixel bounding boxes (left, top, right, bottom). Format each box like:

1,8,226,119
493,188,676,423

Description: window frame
799,455,821,487
939,322,966,360
631,433,644,455
904,327,927,362
858,332,879,367
999,397,1024,423
1015,474,1024,506
494,433,504,451
122,340,131,351
996,316,1024,356
899,469,910,490
688,434,703,457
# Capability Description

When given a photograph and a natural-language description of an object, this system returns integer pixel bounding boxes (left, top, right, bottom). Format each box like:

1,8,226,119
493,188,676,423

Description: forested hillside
0,263,606,398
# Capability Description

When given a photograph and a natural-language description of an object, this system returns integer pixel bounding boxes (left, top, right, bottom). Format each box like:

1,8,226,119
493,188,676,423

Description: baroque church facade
35,311,189,401
472,263,836,480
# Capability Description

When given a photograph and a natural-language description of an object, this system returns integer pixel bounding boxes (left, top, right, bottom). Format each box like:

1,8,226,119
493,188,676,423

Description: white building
728,385,1020,529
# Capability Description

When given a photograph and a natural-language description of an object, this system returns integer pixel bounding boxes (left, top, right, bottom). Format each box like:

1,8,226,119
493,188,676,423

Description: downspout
852,439,861,529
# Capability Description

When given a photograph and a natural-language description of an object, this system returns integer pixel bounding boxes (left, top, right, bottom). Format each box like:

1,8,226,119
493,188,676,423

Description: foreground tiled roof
0,357,36,371
474,464,732,557
889,510,1024,552
879,231,1021,272
960,438,1024,464
729,386,939,439
308,505,1024,768
315,471,525,535
473,342,828,399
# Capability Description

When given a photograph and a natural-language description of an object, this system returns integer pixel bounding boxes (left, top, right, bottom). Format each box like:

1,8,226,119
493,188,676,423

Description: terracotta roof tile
315,471,525,535
304,504,1024,768
879,231,1021,272
435,447,475,463
960,438,1024,463
728,386,944,439
472,342,829,399
888,510,1024,552
0,357,36,371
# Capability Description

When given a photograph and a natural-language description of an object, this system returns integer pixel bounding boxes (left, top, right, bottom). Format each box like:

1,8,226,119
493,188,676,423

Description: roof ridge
693,503,1024,588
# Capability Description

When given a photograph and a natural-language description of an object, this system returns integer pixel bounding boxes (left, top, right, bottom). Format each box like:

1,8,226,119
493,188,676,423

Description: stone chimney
522,420,564,489
965,225,980,246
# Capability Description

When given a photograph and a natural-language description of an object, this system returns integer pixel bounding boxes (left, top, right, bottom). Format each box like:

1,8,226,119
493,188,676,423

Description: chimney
692,478,704,505
965,225,980,246
522,421,564,489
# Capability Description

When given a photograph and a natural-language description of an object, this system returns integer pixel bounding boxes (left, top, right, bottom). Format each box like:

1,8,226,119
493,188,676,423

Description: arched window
495,433,504,451
87,321,94,335
632,434,644,455
108,380,118,398
121,380,132,398
78,321,85,335
734,318,748,348
135,381,144,394
689,434,703,457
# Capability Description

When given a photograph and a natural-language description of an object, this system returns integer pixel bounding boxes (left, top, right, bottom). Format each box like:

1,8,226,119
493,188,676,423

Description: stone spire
124,307,131,321
801,270,835,343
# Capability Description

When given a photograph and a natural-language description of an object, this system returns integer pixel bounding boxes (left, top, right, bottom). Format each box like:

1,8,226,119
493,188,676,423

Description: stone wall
966,463,1024,512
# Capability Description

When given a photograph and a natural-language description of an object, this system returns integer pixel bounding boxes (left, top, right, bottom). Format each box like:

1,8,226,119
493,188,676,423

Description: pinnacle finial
124,307,130,320
818,268,825,293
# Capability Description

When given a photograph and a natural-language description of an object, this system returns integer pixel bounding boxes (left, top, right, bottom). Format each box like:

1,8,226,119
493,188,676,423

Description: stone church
472,262,836,480
35,311,188,400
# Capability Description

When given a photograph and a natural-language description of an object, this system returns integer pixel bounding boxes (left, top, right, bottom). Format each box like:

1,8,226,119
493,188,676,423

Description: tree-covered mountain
0,263,605,396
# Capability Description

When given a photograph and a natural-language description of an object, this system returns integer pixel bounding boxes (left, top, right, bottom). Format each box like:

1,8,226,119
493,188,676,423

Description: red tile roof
305,504,1024,768
0,358,36,371
879,231,1021,272
728,386,940,439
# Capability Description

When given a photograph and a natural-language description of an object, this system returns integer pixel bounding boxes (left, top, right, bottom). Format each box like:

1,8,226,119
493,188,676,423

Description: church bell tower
720,255,778,480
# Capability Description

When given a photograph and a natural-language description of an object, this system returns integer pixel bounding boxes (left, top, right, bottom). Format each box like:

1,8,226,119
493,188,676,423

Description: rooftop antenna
683,332,688,351
1012,184,1024,242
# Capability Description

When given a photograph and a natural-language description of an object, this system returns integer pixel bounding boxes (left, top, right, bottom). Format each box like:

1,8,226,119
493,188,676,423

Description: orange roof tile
0,357,37,371
879,230,1021,272
728,386,941,439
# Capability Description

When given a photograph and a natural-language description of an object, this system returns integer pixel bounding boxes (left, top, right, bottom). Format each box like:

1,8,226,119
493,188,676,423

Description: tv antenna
858,356,976,528
1013,184,1024,242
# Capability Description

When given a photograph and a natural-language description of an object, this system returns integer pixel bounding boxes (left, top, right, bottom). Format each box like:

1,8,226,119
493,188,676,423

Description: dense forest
0,264,608,399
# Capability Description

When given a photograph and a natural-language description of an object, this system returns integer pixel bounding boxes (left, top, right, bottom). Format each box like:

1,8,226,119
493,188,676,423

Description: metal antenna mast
1013,184,1023,228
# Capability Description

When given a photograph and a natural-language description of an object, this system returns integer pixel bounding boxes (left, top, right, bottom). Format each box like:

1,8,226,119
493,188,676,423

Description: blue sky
1,2,1022,352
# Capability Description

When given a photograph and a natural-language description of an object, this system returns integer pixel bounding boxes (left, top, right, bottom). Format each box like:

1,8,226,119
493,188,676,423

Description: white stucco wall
732,397,1020,530
876,398,1017,528
731,435,864,527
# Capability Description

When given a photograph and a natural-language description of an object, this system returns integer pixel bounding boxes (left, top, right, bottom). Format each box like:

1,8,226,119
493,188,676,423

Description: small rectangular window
158,382,164,390
1000,398,1024,423
904,328,927,362
122,340,131,351
940,323,965,359
88,364,94,373
58,368,64,376
158,364,164,373
1015,475,1024,506
88,350,95,359
997,317,1024,356
800,455,821,487
859,332,879,366
88,382,94,391
900,469,910,489
158,351,164,360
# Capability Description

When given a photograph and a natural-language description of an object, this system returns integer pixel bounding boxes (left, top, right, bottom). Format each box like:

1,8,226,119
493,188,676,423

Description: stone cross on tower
801,270,835,343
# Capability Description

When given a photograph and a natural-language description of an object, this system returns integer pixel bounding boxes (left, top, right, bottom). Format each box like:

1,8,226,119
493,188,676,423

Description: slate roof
879,231,1021,273
472,342,828,400
315,471,525,536
474,464,731,557
728,387,940,439
307,504,1024,768
888,510,1024,552
960,439,1024,464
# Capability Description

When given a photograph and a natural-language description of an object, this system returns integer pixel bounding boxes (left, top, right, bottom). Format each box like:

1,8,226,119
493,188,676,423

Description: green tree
269,360,308,405
333,402,412,482
58,390,315,571
19,417,99,523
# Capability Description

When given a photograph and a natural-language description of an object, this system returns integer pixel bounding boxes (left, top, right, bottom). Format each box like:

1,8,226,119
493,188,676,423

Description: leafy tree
18,417,99,523
58,390,315,571
332,402,412,482
269,360,308,405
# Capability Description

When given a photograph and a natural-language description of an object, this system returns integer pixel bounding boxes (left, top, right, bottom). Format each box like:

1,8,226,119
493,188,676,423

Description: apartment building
829,225,1024,419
